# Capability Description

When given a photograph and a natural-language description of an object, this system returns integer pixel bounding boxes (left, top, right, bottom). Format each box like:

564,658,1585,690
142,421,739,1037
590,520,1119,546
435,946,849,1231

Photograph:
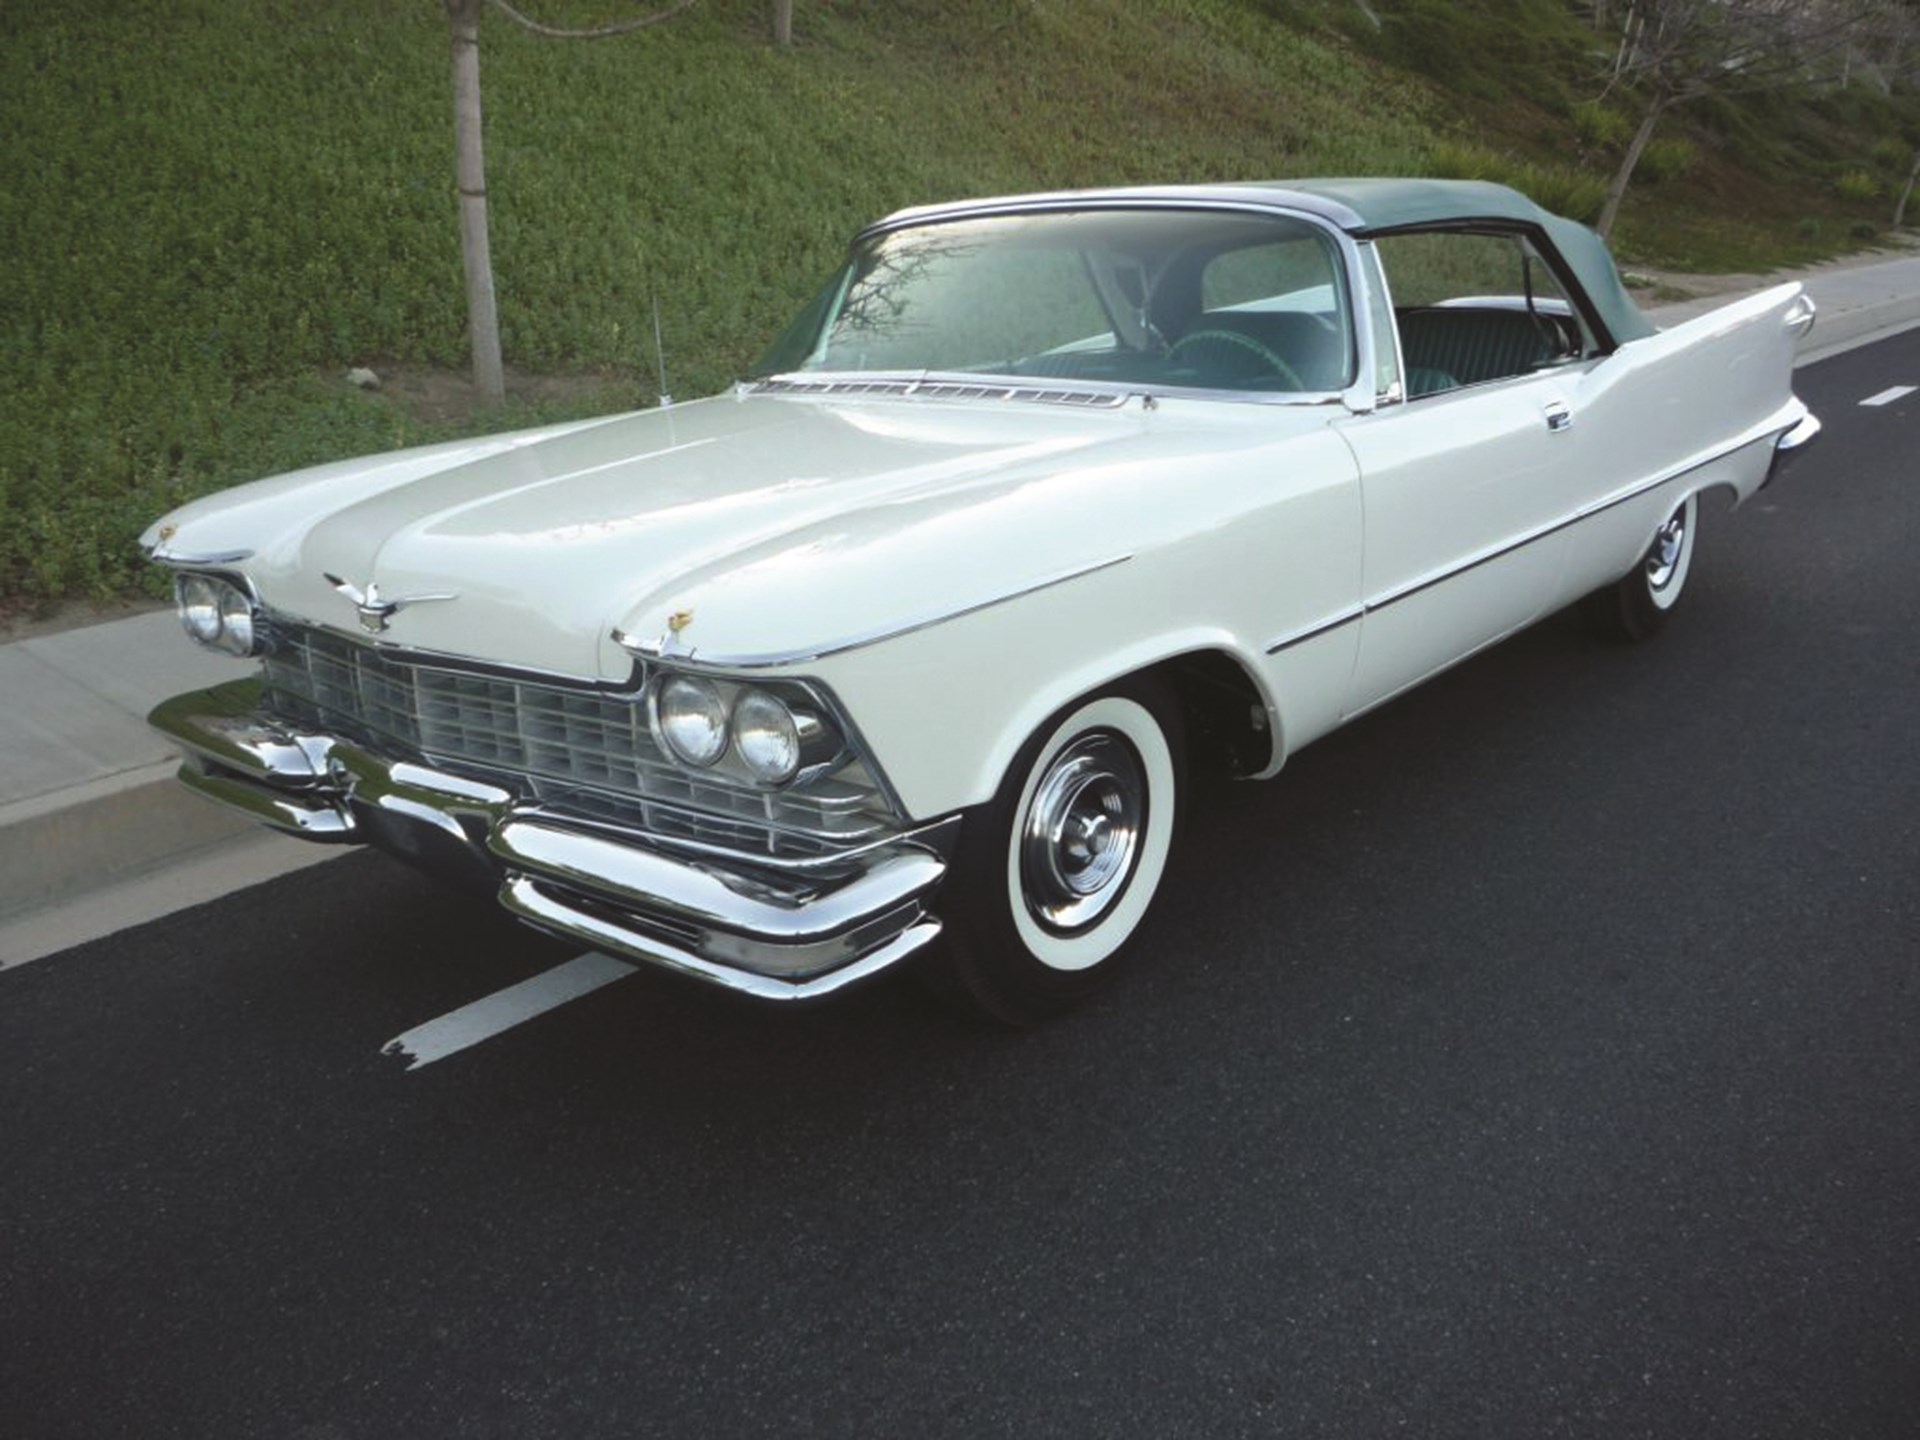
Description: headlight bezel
646,668,848,791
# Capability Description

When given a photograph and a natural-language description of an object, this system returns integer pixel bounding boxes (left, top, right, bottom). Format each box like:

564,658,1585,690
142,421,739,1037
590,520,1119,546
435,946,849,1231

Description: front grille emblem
324,573,457,634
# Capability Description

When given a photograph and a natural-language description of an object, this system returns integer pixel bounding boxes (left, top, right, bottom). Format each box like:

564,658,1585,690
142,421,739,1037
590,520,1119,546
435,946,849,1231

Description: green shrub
1835,170,1881,203
1850,221,1880,242
1638,139,1696,185
1427,145,1604,225
1571,101,1630,151
1870,137,1912,171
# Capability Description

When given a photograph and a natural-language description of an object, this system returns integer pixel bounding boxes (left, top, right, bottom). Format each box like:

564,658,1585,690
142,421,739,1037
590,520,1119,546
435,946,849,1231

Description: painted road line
383,952,637,1070
1860,385,1916,407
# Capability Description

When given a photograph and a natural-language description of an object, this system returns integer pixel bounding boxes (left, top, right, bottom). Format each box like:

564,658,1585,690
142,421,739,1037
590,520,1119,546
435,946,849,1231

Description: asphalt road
4,332,1917,1440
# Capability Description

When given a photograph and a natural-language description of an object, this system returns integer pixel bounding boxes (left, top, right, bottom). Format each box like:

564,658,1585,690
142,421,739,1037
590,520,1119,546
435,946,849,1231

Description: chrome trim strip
501,878,943,1001
491,819,945,950
517,804,962,879
749,370,1351,412
147,547,255,567
1263,607,1364,656
858,192,1369,244
1266,420,1795,650
1364,426,1777,616
274,614,647,693
614,554,1134,669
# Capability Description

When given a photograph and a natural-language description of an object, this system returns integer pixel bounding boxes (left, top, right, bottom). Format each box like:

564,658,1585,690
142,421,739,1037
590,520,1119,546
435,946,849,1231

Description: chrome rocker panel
150,680,954,1001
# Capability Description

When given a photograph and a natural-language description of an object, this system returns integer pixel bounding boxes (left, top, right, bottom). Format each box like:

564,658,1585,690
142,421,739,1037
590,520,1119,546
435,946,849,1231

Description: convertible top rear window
755,208,1355,397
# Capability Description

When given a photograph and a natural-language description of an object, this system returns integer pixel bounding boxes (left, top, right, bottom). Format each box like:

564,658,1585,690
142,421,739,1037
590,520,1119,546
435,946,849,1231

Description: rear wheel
1587,493,1697,641
938,680,1184,1024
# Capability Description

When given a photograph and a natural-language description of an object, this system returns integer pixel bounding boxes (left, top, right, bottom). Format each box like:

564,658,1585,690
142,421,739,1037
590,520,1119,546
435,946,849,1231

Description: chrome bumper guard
151,680,954,1001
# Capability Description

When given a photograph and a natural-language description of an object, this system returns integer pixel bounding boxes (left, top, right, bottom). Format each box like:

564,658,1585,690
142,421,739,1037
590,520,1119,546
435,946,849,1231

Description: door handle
1544,399,1574,433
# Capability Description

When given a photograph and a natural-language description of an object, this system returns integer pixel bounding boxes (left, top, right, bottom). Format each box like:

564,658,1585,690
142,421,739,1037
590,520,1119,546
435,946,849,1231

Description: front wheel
1587,493,1698,641
938,680,1184,1024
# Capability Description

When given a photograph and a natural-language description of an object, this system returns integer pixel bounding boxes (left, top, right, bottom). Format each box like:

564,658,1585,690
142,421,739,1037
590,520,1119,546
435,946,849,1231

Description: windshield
754,208,1354,397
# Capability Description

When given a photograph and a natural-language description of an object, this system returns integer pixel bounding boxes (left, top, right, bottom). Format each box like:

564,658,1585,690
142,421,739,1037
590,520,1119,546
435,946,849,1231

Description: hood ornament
324,573,458,634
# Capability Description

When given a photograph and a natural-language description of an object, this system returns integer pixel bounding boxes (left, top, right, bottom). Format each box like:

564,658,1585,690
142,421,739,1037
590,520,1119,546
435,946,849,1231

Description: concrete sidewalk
0,614,333,964
4,249,1918,966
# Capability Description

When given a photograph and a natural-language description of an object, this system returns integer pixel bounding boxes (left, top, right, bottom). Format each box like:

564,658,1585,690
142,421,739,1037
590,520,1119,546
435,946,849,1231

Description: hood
150,391,1333,679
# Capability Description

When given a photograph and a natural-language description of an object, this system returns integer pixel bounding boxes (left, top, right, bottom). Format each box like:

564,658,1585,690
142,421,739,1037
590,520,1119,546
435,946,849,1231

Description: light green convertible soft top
1271,178,1656,345
876,177,1658,347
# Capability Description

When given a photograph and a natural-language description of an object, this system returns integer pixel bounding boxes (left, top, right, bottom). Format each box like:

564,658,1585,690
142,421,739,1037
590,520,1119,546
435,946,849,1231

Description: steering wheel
1166,329,1304,390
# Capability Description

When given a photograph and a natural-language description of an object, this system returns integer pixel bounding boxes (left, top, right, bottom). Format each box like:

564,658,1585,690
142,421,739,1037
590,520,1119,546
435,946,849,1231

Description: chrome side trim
1365,425,1777,616
1265,418,1798,652
614,554,1134,669
1263,607,1364,656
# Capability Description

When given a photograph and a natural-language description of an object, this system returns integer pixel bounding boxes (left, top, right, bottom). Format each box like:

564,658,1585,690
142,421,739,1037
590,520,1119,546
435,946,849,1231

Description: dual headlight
649,674,838,787
174,573,262,657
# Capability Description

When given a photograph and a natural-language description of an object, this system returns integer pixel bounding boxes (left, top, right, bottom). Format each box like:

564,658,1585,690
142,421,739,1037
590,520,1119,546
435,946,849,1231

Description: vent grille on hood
750,376,1129,409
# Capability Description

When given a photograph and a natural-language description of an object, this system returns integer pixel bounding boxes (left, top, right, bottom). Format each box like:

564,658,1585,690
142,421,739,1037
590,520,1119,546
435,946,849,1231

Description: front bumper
150,680,954,1001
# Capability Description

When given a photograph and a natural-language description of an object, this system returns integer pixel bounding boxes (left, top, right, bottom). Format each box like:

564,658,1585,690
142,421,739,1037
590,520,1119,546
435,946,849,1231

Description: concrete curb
0,760,250,917
3,255,1916,963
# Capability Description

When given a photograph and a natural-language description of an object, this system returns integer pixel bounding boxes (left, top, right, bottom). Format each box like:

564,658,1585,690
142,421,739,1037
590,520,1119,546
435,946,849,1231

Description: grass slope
0,0,1907,606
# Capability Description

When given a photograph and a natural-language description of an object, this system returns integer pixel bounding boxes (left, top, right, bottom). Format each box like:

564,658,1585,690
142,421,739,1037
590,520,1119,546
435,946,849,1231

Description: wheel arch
960,639,1284,815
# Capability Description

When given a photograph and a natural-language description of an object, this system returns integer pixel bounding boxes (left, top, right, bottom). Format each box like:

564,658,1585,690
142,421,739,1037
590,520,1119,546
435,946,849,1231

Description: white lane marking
382,952,636,1070
1860,385,1916,407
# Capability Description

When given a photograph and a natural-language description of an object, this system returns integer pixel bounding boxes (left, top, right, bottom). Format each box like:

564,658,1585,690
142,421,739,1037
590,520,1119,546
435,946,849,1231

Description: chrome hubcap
1020,732,1145,934
1646,506,1688,590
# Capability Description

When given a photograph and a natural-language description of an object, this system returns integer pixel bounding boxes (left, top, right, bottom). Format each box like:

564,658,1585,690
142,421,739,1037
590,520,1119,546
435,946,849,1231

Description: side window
1373,230,1589,399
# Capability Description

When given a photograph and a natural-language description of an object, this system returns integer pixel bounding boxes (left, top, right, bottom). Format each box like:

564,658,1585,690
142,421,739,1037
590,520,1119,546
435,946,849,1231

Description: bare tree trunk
448,0,505,403
1896,148,1920,229
773,0,793,45
1596,92,1667,239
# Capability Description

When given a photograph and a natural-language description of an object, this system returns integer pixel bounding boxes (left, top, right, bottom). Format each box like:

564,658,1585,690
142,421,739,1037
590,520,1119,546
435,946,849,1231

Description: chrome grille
260,624,896,857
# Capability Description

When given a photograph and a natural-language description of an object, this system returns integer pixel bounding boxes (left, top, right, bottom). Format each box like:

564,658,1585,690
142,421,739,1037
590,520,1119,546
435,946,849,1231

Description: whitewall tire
1589,493,1698,641
940,679,1184,1023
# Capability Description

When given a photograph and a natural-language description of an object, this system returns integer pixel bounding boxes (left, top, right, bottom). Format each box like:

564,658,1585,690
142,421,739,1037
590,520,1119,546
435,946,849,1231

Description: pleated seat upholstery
1396,308,1559,393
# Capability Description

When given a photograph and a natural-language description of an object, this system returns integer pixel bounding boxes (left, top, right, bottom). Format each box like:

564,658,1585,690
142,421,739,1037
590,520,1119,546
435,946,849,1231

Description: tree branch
485,0,697,40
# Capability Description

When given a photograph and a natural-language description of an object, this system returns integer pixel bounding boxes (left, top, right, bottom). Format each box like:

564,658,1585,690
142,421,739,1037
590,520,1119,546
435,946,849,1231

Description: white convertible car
145,179,1819,1020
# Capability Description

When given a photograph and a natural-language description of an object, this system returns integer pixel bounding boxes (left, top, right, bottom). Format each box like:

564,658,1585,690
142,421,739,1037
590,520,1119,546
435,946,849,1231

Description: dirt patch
344,363,643,428
1,595,170,644
1623,230,1920,303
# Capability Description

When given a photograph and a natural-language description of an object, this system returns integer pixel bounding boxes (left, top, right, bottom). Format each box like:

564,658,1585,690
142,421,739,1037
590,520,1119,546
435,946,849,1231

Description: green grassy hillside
2,0,1909,606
